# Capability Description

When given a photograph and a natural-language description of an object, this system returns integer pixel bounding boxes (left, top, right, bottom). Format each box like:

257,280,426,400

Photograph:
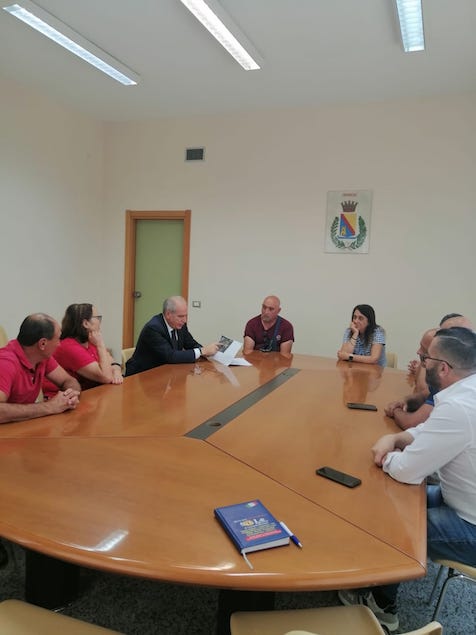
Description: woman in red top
43,303,123,397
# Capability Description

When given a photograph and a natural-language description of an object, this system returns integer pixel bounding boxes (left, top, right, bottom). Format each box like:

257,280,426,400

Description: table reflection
336,360,383,404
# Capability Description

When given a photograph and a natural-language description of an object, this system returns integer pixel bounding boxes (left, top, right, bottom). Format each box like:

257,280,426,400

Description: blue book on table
214,499,289,569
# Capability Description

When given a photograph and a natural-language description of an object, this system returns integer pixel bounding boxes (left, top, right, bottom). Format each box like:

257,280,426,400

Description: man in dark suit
125,296,219,376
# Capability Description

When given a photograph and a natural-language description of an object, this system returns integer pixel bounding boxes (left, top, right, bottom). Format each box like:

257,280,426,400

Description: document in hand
214,499,289,569
209,335,250,366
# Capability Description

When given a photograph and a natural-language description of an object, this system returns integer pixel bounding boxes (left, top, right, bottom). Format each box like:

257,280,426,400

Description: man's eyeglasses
92,315,102,322
420,354,453,369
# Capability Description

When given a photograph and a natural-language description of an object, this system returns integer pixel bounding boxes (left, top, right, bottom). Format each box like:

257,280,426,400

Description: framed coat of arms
325,190,372,254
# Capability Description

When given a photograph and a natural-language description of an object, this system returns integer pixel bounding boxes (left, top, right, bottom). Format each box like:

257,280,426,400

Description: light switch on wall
192,300,201,308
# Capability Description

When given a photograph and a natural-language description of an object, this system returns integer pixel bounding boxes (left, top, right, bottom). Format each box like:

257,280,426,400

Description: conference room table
0,353,426,633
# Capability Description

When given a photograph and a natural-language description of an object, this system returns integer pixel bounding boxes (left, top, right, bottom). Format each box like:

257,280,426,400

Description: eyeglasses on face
420,354,453,369
92,315,102,322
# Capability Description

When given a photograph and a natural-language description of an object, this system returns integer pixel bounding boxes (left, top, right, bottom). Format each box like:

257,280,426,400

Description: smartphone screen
316,466,361,488
346,402,378,411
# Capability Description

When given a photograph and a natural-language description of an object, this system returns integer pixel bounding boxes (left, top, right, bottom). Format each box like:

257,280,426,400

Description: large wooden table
0,353,426,629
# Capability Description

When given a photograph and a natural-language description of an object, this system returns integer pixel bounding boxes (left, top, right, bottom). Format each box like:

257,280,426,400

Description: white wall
0,76,105,345
1,75,474,367
103,94,476,367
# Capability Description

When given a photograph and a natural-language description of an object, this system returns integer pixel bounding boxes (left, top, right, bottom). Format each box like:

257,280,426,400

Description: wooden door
122,210,191,348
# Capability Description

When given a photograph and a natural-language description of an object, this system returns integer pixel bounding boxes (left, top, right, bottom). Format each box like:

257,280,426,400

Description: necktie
171,329,178,350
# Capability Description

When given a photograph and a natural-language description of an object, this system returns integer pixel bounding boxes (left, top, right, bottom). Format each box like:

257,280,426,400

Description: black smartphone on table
316,466,362,488
346,402,377,411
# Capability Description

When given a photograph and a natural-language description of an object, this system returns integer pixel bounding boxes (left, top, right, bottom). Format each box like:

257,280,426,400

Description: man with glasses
243,295,294,354
407,314,473,381
384,327,437,430
387,316,473,431
340,327,476,632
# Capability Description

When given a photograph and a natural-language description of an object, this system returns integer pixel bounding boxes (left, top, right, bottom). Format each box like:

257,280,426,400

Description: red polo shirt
0,340,58,403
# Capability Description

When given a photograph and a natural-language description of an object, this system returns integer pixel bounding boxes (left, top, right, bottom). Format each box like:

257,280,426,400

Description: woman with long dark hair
43,303,123,397
337,304,386,366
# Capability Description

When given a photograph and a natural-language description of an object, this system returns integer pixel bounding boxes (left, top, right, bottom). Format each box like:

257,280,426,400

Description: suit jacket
125,314,201,376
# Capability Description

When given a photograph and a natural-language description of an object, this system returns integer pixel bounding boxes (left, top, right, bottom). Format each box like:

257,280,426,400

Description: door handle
133,291,142,299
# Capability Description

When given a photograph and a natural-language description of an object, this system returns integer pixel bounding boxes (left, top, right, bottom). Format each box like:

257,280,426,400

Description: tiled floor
1,542,475,634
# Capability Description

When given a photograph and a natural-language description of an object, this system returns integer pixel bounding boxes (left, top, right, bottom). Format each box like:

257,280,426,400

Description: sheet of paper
208,336,243,366
228,357,252,366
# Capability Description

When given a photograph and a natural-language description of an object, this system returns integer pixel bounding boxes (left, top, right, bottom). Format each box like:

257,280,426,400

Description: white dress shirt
383,373,476,524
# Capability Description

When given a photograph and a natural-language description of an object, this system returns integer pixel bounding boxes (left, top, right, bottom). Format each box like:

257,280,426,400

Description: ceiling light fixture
2,1,139,85
395,0,425,52
179,0,261,70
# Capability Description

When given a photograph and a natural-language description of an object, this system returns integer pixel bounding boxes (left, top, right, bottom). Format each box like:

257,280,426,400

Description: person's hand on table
384,400,406,417
111,366,124,384
201,343,220,357
372,434,399,466
47,388,80,413
337,350,352,361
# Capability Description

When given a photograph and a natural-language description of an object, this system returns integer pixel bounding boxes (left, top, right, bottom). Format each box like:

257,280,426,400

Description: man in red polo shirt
0,313,81,424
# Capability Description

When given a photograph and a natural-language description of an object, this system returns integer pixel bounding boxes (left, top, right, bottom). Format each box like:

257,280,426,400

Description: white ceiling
0,0,475,122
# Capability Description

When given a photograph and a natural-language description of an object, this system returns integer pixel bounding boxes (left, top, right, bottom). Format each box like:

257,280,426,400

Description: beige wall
1,72,475,366
0,75,105,344
103,94,476,366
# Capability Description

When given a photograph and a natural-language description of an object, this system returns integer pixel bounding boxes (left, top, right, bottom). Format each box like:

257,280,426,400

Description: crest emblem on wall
325,190,372,253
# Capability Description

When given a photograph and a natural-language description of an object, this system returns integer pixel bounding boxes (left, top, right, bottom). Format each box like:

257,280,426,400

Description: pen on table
279,521,303,548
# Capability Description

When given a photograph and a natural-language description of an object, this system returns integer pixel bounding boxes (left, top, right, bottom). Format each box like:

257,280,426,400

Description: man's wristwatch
348,354,354,362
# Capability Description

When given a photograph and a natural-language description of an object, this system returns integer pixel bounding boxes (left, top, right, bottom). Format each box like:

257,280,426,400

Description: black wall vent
185,147,205,161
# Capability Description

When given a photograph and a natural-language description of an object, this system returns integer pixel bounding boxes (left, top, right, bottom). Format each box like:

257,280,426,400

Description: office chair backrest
121,347,135,372
386,351,397,368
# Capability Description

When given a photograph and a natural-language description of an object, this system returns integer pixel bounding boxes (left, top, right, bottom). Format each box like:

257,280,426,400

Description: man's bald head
261,296,281,325
417,328,438,359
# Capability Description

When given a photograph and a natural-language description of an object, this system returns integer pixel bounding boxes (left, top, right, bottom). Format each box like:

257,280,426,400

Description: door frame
122,210,191,348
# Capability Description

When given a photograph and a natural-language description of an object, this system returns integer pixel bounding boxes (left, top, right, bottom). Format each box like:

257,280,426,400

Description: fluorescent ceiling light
395,0,425,52
180,0,261,71
2,1,139,85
